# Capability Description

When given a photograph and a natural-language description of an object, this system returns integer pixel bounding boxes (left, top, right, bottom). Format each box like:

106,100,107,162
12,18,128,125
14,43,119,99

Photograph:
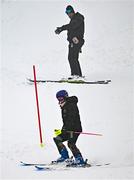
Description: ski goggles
65,9,73,14
57,97,65,104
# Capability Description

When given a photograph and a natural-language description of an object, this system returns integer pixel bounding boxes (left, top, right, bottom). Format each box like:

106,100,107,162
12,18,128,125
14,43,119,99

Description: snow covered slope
1,0,134,179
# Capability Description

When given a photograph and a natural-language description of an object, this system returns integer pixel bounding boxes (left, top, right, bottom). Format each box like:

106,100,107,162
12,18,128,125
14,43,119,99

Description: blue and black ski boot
66,154,86,167
52,147,69,163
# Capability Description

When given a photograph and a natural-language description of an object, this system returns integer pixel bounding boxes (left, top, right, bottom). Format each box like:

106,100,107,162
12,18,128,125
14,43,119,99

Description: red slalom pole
33,65,44,147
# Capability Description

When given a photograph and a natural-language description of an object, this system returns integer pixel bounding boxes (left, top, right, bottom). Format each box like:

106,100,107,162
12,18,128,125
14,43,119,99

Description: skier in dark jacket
55,5,85,79
53,90,85,165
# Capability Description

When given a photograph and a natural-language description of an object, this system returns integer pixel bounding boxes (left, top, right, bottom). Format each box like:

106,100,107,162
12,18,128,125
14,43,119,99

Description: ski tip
20,161,23,165
20,161,32,166
35,166,45,170
35,166,50,171
20,161,25,165
104,163,111,166
106,80,111,83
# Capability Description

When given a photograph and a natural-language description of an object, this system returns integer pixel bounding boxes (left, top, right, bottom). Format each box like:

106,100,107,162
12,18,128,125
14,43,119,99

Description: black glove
55,27,63,34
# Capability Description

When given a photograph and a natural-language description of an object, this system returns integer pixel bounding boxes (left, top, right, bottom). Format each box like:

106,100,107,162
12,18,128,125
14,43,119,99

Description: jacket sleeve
61,18,83,31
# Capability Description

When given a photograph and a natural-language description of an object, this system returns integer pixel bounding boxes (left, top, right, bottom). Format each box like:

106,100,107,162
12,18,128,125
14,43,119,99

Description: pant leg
68,40,84,76
68,44,82,76
67,133,83,158
53,132,69,153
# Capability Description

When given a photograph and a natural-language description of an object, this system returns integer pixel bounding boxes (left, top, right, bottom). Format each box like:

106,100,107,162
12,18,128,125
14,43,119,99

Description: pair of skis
20,160,90,171
27,78,111,85
20,160,110,171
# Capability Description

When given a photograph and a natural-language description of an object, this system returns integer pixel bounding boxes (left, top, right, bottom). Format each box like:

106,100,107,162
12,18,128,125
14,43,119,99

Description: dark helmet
56,90,68,99
65,5,75,14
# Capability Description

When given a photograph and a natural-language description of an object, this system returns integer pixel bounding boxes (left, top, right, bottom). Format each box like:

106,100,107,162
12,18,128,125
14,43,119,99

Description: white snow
1,0,134,179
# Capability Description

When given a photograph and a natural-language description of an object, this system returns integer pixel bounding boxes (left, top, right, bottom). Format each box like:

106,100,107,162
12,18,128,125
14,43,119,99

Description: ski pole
67,131,102,136
33,65,44,147
75,131,102,136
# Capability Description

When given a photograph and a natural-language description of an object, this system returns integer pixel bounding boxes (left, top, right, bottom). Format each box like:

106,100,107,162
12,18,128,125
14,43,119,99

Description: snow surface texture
1,0,134,179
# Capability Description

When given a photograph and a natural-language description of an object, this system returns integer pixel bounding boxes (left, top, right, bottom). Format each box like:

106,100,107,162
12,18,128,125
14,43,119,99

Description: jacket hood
66,96,78,104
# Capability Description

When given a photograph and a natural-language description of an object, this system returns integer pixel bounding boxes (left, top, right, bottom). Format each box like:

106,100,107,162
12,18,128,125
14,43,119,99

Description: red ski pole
33,65,44,147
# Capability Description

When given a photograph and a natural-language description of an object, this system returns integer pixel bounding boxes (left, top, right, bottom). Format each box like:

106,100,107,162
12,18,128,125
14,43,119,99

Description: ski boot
52,147,69,164
66,154,86,167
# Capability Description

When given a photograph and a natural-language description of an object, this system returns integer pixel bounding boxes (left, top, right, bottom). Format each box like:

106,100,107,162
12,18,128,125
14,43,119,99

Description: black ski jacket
61,96,82,132
61,12,85,43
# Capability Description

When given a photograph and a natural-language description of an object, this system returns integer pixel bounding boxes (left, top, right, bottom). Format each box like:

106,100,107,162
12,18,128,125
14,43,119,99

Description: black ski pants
53,132,82,158
68,39,84,77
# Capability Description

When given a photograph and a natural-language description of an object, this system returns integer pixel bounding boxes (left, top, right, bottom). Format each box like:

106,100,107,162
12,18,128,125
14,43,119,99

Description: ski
34,163,110,171
20,161,59,171
35,165,69,171
35,166,53,171
20,161,69,171
20,161,47,166
34,163,89,171
35,162,110,171
20,159,72,167
27,78,111,84
20,157,73,166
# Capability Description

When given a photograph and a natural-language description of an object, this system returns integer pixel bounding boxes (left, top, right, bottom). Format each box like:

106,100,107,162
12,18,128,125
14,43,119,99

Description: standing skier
55,5,85,80
53,90,85,166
